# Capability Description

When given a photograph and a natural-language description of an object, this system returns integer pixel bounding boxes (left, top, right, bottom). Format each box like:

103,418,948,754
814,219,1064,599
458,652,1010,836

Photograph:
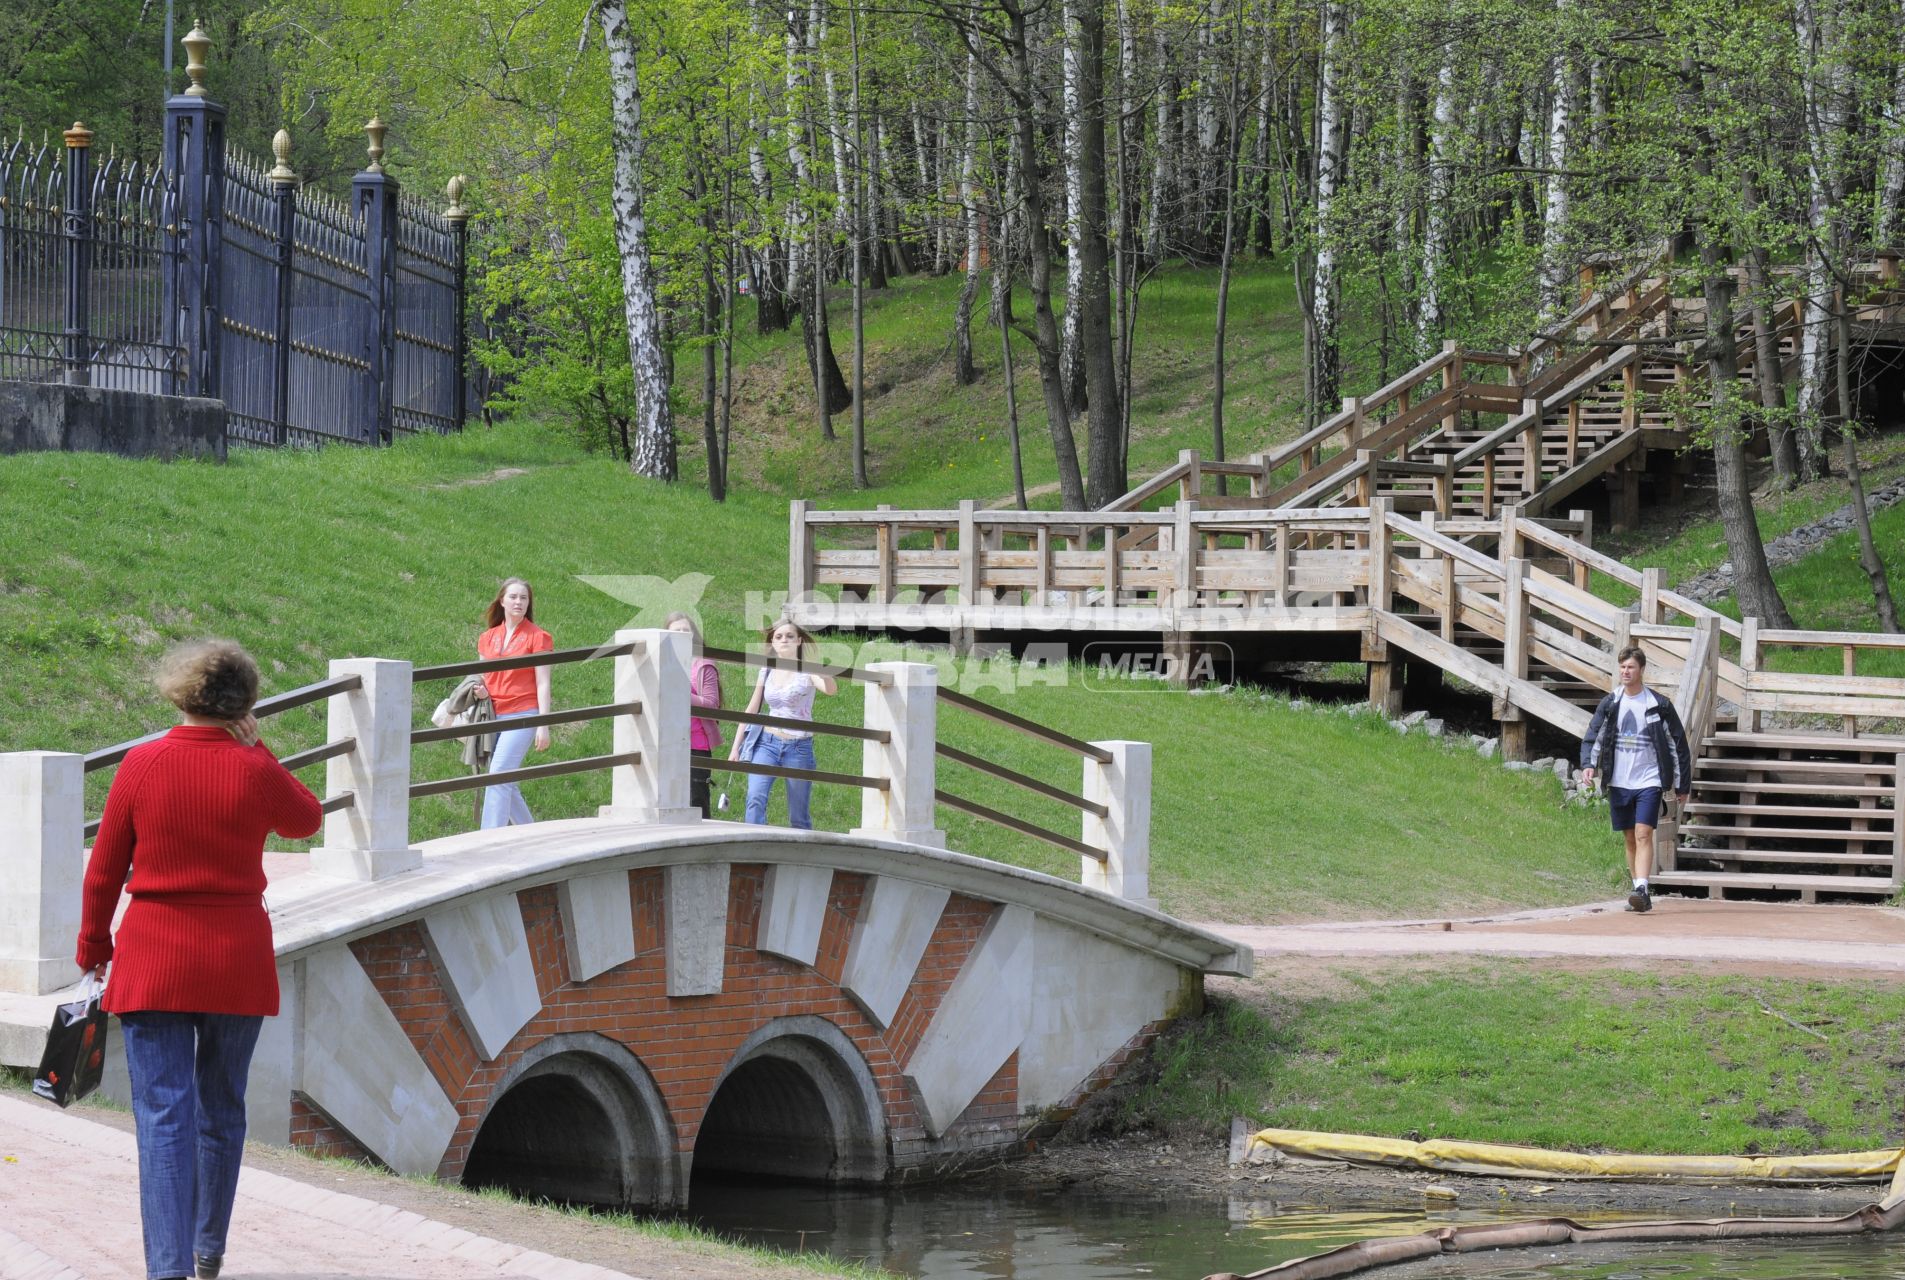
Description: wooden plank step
1683,801,1900,819
1676,846,1895,867
1650,870,1897,894
1696,757,1897,777
1678,822,1896,843
1691,781,1897,798
1704,731,1905,752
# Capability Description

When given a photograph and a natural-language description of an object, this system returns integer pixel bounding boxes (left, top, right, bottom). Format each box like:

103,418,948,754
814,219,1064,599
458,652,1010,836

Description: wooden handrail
936,743,1109,817
413,641,641,683
83,671,366,773
703,706,891,742
936,688,1113,762
410,750,644,798
695,752,890,791
411,700,642,744
935,788,1105,860
701,643,895,688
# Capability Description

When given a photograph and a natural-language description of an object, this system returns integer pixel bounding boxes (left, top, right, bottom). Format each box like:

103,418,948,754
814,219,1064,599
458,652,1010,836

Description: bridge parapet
0,629,1155,997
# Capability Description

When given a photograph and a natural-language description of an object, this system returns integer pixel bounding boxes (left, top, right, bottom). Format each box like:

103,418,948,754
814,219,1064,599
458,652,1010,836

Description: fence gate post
353,118,399,445
445,175,471,426
163,20,226,400
61,122,93,387
268,131,297,446
1082,741,1155,908
0,752,84,995
852,661,945,848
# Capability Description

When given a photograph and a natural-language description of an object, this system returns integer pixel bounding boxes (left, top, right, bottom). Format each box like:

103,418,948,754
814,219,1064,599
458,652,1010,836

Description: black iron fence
0,41,471,448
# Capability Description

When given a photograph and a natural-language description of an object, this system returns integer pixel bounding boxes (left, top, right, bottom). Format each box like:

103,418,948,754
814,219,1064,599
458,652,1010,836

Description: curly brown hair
155,639,260,720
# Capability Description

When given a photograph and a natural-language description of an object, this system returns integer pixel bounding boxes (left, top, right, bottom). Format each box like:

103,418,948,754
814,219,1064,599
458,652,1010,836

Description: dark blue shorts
1608,786,1663,831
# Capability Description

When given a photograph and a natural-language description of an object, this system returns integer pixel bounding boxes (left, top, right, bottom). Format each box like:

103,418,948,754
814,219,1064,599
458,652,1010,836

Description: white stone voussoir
757,864,833,966
904,904,1032,1135
557,868,637,983
665,862,731,996
298,947,461,1175
421,892,541,1061
841,876,951,1028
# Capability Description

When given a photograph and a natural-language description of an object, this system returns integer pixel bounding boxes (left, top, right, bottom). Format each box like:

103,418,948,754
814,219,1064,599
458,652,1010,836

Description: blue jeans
482,711,536,829
745,732,815,829
120,1012,264,1280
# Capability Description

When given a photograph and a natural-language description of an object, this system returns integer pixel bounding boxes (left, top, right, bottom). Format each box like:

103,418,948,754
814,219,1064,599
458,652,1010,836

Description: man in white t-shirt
1580,646,1692,913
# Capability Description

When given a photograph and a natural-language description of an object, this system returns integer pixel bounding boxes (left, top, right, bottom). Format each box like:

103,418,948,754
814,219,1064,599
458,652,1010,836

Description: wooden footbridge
788,257,1905,904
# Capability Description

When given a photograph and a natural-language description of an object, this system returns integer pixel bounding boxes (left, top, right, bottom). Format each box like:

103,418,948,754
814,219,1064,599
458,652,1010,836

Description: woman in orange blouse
477,577,553,828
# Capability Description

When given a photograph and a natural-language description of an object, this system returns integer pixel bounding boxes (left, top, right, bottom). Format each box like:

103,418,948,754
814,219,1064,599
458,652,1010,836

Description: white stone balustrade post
852,661,946,848
600,628,699,825
1081,740,1155,908
0,752,84,994
311,658,421,880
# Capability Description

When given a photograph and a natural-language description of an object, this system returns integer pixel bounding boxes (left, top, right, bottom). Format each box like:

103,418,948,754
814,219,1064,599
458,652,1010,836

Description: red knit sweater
76,725,323,1016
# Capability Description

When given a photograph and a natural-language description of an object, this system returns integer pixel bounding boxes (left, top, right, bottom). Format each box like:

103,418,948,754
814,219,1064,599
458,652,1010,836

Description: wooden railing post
599,629,697,825
1346,397,1365,446
1366,498,1393,616
1173,501,1197,609
1271,524,1290,607
1179,448,1201,503
852,661,944,848
1500,501,1523,561
1081,740,1155,908
1365,499,1402,715
1498,558,1531,761
1434,458,1454,518
1740,616,1761,733
958,499,980,607
874,504,895,605
1441,340,1462,437
0,751,84,995
788,500,813,603
311,658,420,880
1640,566,1662,625
1520,398,1542,496
1892,752,1905,890
1843,644,1859,737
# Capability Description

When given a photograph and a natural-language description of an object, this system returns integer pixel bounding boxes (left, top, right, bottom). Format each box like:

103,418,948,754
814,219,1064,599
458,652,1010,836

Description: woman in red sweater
77,640,322,1280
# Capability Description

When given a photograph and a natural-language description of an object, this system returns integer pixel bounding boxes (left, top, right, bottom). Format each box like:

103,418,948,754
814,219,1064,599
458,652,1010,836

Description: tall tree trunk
1417,58,1454,345
998,270,1028,510
954,50,980,385
1794,0,1839,480
1691,65,1794,629
1311,0,1347,416
1836,308,1902,630
1538,4,1574,320
600,0,676,481
999,0,1087,510
1211,4,1245,487
697,165,726,501
1060,0,1089,412
1114,0,1143,455
1145,30,1173,263
1877,0,1905,248
1072,0,1125,504
1739,174,1801,490
848,0,869,485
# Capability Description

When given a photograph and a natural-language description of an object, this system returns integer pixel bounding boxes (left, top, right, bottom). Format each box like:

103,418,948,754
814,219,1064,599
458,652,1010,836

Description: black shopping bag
33,979,108,1108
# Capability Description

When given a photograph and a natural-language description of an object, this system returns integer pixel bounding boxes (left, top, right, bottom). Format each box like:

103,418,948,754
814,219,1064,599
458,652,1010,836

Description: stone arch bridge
0,630,1248,1208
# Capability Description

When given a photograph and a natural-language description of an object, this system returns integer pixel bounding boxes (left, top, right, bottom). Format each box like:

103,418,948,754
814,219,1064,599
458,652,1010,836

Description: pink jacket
689,656,723,754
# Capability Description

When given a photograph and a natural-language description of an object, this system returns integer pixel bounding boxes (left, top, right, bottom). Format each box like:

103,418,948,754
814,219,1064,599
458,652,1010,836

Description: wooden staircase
1658,732,1903,901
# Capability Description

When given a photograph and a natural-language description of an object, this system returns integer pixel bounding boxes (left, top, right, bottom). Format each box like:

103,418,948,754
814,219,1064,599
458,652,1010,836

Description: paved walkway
1196,899,1905,976
0,1093,638,1280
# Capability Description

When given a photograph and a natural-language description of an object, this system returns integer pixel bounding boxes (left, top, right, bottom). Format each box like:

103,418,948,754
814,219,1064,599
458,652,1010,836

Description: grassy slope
694,263,1313,507
0,425,1621,923
1120,965,1905,1157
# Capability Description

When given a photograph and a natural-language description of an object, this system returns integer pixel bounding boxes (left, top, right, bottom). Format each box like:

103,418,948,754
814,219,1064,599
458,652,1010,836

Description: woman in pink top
727,619,836,827
665,612,722,816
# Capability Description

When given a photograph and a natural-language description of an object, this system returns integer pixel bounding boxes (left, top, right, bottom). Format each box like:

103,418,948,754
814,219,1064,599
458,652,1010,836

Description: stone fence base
0,379,225,461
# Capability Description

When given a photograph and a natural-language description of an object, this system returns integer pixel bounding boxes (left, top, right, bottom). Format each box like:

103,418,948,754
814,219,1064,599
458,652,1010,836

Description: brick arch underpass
236,825,1249,1209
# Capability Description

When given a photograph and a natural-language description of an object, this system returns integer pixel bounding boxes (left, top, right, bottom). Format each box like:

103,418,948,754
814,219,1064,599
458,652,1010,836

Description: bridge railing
0,628,1154,995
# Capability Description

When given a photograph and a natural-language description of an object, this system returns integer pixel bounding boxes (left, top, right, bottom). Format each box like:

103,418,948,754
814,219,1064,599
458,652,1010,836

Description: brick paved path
0,1094,638,1280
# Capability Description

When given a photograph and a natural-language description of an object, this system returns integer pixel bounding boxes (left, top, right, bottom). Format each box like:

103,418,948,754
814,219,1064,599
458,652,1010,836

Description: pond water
687,1181,1905,1280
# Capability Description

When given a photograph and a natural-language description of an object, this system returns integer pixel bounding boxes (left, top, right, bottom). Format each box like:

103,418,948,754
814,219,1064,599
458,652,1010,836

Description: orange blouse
478,620,554,714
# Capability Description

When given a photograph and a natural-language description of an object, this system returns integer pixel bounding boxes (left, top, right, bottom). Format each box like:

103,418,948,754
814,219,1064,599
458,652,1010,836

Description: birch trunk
1539,5,1574,320
1417,58,1454,346
954,49,980,385
1061,0,1089,411
1145,29,1172,263
599,0,676,481
1311,0,1347,415
1794,0,1839,479
1875,0,1905,247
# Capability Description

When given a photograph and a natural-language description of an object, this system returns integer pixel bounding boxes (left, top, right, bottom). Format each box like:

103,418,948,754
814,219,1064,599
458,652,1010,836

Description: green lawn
0,424,1622,923
1122,965,1905,1156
